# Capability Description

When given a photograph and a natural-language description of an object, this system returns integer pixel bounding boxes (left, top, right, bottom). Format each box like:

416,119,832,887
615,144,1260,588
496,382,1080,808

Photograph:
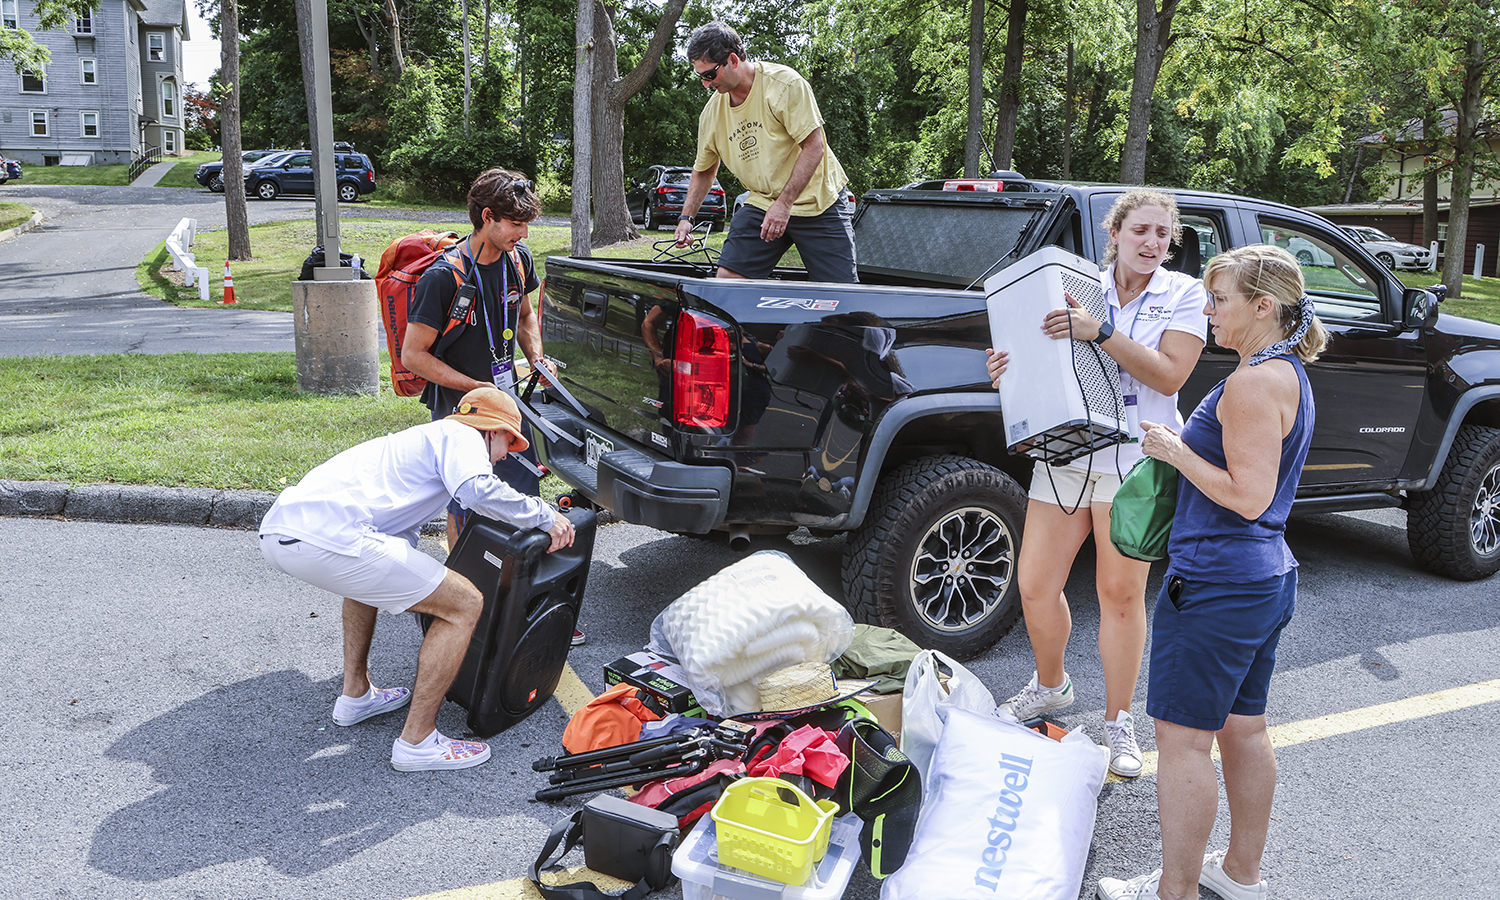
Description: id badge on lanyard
1124,394,1140,443
481,249,518,390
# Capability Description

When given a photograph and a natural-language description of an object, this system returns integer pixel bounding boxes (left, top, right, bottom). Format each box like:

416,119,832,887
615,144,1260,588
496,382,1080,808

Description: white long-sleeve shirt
260,419,555,554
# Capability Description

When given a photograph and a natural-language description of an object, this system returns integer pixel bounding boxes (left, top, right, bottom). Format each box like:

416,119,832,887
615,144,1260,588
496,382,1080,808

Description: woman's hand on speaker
547,511,576,551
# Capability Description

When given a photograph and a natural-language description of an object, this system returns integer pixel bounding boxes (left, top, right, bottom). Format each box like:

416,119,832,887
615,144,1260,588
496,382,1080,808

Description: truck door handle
582,290,607,324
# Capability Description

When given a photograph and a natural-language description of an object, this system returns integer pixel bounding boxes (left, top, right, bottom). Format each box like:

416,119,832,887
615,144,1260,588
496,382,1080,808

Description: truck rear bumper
534,401,731,534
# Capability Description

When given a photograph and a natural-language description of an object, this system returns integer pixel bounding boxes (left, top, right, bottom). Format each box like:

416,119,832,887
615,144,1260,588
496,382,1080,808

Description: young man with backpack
400,169,586,644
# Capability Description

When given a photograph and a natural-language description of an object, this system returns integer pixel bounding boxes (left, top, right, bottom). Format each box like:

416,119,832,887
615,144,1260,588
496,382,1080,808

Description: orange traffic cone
220,260,237,305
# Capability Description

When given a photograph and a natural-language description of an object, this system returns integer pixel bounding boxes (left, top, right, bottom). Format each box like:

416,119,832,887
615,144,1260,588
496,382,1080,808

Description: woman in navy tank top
1096,245,1328,900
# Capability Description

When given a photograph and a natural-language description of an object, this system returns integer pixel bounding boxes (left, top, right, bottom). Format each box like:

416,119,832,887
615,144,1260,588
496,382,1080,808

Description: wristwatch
678,215,694,224
1091,320,1115,345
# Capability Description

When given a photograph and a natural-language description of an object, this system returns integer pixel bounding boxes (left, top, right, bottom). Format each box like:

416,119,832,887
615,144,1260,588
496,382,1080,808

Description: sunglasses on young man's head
510,179,533,199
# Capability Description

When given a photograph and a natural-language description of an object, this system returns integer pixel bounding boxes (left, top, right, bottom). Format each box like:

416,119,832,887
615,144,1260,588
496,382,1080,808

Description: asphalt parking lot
3,505,1497,900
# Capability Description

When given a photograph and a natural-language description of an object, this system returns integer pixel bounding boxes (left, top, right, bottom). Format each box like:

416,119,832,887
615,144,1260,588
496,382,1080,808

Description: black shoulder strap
529,811,662,900
432,243,476,358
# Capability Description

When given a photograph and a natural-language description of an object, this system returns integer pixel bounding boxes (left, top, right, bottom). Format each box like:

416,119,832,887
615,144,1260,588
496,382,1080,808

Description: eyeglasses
695,61,723,82
1205,289,1244,310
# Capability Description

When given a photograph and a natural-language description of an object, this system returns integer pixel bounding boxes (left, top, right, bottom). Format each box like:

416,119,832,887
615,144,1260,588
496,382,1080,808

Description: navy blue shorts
1147,569,1297,731
718,194,858,283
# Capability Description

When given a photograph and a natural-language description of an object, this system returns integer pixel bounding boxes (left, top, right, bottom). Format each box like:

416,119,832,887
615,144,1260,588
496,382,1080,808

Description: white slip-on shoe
332,686,412,726
1200,849,1267,900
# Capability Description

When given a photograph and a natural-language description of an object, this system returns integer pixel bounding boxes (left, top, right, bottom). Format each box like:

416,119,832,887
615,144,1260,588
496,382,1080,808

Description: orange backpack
376,230,465,397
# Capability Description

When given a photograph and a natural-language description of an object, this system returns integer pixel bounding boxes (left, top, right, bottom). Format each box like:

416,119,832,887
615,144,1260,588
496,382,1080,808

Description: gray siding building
0,0,188,165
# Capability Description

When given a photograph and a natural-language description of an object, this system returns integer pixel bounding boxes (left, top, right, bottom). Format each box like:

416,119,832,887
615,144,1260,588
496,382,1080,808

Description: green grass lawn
20,164,132,186
1396,271,1500,325
153,150,221,189
139,218,736,310
0,352,572,499
0,200,33,231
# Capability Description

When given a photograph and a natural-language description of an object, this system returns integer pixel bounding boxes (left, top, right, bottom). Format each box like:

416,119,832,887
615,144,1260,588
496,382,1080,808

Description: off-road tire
255,180,280,201
337,182,359,203
1376,252,1396,269
1408,424,1500,580
208,173,224,192
643,204,657,231
842,455,1027,659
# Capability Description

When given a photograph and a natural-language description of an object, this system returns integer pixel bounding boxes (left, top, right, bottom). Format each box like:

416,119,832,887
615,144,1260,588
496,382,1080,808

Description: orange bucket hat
447,386,529,452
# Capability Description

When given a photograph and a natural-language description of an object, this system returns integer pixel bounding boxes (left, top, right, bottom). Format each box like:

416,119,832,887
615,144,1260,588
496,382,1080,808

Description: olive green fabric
833,625,922,694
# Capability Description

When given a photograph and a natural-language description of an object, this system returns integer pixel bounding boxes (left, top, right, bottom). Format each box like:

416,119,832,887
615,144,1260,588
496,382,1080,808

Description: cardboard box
855,690,903,745
605,651,702,715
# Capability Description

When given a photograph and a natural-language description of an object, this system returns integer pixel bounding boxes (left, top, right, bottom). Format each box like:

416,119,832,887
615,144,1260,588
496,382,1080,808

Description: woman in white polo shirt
986,189,1208,777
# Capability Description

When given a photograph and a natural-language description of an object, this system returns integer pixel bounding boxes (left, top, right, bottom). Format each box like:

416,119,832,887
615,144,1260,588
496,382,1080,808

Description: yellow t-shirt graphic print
694,61,848,217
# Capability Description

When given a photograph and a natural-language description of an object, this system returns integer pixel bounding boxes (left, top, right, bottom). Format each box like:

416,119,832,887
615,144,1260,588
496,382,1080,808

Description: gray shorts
718,192,858,283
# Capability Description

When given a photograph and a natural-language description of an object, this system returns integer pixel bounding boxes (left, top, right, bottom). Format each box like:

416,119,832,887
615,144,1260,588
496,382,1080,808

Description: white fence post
165,217,209,301
1475,245,1486,280
1429,241,1439,272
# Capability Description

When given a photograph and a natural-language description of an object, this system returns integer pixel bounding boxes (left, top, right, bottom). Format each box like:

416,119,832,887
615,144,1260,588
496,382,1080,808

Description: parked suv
244,150,377,202
1341,225,1432,270
628,166,726,230
194,149,281,193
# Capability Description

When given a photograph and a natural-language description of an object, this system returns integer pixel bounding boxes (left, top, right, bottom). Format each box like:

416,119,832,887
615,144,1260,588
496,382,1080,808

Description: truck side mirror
1403,287,1439,330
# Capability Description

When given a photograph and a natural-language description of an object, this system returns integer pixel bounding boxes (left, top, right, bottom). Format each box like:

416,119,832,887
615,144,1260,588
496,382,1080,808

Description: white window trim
80,58,96,85
80,110,99,138
159,77,177,120
20,70,45,94
75,11,92,34
2,0,17,29
30,109,48,137
148,32,164,61
164,129,176,153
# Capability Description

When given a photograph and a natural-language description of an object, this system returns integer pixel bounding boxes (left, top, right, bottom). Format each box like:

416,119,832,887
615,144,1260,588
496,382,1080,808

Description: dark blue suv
245,150,377,202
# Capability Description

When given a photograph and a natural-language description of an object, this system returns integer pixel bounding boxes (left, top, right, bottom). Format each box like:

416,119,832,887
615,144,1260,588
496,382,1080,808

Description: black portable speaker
435,506,598,737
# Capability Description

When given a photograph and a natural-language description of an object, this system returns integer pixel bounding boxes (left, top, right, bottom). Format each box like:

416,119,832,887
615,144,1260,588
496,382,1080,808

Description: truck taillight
673,311,732,429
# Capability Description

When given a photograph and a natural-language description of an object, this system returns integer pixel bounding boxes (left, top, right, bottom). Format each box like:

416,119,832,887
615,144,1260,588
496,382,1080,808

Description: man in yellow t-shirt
672,21,857,283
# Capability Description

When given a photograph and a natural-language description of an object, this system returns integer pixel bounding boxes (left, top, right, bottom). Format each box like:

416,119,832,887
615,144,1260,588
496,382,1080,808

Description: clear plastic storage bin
673,812,862,900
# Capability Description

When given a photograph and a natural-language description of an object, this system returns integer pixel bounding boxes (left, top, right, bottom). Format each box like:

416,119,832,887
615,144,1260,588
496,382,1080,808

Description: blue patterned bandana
1247,294,1315,367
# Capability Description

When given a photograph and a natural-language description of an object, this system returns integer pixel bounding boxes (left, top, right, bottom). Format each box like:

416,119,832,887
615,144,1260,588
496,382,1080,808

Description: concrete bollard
1430,241,1439,273
291,279,380,395
1476,245,1486,280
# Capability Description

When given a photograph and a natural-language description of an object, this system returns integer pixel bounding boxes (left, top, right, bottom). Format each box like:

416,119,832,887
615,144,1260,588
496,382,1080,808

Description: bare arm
759,127,827,241
1141,362,1300,520
673,164,721,247
514,292,555,383
1043,294,1204,395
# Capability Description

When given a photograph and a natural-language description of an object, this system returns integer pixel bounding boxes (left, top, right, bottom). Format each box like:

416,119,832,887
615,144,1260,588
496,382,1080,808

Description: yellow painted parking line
1105,677,1500,783
553,662,594,720
405,866,633,900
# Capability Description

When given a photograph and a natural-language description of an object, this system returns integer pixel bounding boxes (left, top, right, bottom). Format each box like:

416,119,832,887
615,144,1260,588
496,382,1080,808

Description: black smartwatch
1091,320,1115,345
678,215,694,224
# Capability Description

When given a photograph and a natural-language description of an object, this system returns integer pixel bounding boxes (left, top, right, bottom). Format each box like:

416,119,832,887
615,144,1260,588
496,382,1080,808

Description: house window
81,58,96,84
161,79,176,118
75,11,91,33
148,33,163,61
30,109,47,137
2,0,16,28
164,130,176,153
81,111,98,137
21,70,44,93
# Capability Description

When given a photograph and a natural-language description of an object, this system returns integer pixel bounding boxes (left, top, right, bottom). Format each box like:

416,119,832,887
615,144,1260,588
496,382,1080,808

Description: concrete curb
0,479,277,529
0,208,44,243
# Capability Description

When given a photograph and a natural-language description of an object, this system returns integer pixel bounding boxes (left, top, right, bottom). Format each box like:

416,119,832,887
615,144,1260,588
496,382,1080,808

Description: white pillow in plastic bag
648,550,855,717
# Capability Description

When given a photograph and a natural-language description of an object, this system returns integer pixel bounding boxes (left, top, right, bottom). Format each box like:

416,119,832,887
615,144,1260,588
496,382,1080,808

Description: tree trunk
964,0,984,178
460,0,471,134
1062,42,1074,179
993,0,1026,171
589,0,689,246
220,0,250,260
383,0,404,77
483,0,491,70
353,11,381,77
1442,36,1486,298
570,0,594,257
1118,0,1179,184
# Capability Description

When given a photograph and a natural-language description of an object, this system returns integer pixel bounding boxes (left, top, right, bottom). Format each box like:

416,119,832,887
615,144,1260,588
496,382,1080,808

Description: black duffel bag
298,245,373,280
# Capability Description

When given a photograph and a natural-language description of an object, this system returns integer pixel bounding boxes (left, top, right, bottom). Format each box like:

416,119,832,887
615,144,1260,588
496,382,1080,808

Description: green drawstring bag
1109,457,1179,562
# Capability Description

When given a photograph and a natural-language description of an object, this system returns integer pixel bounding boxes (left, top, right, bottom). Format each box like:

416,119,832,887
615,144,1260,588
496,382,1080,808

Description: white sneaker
332,685,412,726
1201,850,1267,900
1097,870,1162,900
1001,671,1075,721
391,730,491,772
1103,710,1144,777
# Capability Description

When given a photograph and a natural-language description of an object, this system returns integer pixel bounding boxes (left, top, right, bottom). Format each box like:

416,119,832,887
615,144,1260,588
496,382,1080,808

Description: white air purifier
986,246,1128,465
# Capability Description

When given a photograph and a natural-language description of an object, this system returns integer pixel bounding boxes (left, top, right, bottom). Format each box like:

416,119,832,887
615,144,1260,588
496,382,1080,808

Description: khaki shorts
260,532,448,613
1027,460,1124,508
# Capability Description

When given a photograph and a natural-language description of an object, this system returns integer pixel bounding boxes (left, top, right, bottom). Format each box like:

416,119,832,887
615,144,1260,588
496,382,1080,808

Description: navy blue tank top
1166,354,1315,582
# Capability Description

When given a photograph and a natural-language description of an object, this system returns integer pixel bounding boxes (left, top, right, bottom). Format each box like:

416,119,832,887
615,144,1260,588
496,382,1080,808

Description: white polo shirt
260,418,555,555
1069,263,1208,476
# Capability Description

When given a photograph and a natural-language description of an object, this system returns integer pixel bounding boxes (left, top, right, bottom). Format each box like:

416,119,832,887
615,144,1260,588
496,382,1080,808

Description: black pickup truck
531,175,1500,657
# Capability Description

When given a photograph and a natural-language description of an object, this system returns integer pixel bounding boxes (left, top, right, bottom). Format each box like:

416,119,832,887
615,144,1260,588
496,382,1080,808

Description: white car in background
1341,225,1433,271
1286,236,1336,268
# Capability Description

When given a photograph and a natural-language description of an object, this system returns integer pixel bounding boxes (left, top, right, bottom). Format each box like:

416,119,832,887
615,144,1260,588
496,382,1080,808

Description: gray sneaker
1200,850,1267,900
1001,671,1075,721
1103,710,1144,777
